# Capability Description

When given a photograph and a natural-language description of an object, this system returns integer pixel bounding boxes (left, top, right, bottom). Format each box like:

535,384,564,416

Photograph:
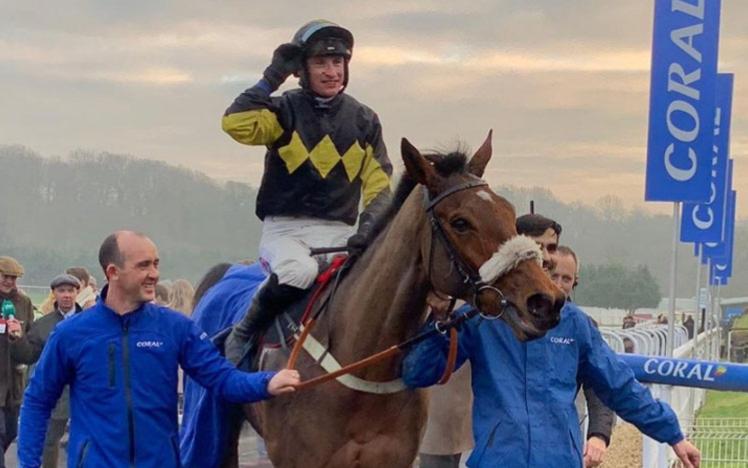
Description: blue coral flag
645,0,721,201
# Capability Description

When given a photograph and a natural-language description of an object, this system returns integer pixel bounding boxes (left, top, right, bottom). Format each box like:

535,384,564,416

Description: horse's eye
450,218,470,233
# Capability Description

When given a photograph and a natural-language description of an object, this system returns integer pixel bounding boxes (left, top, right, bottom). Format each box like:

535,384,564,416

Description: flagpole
666,202,680,358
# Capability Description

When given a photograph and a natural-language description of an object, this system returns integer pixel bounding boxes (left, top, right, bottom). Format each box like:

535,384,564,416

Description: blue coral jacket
18,286,275,468
402,302,683,467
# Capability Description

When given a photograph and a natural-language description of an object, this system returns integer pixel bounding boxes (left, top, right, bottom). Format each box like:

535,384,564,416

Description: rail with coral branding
619,354,748,391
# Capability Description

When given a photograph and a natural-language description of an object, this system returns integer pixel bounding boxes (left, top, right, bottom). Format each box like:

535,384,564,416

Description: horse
195,133,565,467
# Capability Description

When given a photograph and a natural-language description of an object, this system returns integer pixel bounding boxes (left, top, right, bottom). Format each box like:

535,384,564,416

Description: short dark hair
516,214,562,238
98,233,125,276
65,266,90,285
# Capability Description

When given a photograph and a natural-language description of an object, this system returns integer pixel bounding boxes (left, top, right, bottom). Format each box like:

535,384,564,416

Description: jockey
222,20,392,365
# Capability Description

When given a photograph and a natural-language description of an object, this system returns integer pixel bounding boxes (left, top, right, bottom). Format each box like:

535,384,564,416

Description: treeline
1,145,745,303
0,145,261,284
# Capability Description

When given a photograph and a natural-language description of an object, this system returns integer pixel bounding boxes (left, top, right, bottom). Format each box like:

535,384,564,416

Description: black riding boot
225,274,306,366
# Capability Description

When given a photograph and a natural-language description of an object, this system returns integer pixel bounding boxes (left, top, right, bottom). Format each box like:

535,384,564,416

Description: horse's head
402,131,564,341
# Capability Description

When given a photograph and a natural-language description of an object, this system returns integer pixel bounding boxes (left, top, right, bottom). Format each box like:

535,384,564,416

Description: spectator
622,315,636,329
0,255,34,468
402,213,701,468
13,273,82,468
551,245,614,467
65,267,96,309
155,283,171,306
88,276,98,296
221,19,392,366
623,337,636,354
683,315,695,339
167,279,194,316
18,231,300,467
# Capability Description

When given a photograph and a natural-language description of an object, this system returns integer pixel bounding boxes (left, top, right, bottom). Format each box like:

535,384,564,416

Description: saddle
214,255,349,372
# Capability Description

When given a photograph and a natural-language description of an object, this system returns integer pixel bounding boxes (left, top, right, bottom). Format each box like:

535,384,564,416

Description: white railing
600,324,723,467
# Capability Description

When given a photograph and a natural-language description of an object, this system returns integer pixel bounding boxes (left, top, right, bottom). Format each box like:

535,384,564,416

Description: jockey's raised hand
672,439,701,468
268,369,301,395
263,43,303,90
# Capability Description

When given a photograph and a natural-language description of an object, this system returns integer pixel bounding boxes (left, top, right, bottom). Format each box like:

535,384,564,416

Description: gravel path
601,422,642,468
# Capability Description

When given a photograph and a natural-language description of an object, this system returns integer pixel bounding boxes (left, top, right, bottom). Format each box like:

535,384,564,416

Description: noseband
425,180,542,319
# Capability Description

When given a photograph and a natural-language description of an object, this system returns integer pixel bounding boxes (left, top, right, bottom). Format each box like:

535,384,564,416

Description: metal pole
692,247,702,350
666,202,680,357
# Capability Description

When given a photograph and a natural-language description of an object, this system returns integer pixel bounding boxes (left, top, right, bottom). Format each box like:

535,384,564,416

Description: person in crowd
402,215,701,468
18,231,300,467
623,337,635,354
683,315,695,339
551,244,614,467
13,274,83,468
622,315,636,329
221,19,392,365
65,267,97,309
0,256,34,468
167,279,194,316
155,282,171,306
87,276,98,296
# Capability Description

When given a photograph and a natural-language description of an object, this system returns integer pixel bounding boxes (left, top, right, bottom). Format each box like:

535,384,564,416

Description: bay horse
200,133,565,467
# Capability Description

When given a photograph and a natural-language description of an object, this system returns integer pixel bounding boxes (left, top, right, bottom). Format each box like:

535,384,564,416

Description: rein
285,179,535,393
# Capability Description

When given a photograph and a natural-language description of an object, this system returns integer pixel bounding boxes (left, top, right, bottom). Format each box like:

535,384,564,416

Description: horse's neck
329,193,431,379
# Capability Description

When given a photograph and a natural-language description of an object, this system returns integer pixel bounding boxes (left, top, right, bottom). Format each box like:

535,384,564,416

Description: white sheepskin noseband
478,235,542,283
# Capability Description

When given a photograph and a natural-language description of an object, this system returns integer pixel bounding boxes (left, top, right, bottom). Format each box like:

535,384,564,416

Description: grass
697,391,748,418
733,314,748,330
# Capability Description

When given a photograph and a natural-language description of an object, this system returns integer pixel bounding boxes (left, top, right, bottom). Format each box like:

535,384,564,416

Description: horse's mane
366,149,470,245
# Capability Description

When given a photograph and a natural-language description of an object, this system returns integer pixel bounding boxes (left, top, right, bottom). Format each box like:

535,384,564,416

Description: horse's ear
468,129,493,177
401,138,438,189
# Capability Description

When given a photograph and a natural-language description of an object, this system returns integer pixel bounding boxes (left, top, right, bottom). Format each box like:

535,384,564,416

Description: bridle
425,178,519,320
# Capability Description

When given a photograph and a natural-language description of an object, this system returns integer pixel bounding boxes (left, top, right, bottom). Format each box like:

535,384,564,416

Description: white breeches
259,216,353,289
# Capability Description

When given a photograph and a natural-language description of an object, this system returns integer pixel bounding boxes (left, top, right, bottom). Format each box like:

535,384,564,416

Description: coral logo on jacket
550,336,575,345
136,340,164,348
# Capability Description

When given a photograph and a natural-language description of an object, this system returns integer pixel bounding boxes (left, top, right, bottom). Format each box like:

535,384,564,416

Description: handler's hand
267,369,301,396
672,439,700,468
7,318,22,339
583,436,607,467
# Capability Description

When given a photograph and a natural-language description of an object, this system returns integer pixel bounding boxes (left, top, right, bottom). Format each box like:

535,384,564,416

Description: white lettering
672,0,705,20
686,364,703,380
667,100,700,141
667,63,701,100
703,364,716,381
136,340,164,348
670,24,704,62
673,361,689,378
644,359,658,374
664,143,697,181
658,360,675,376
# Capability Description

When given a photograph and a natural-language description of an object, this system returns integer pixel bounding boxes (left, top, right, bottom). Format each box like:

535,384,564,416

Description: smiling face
107,233,160,304
0,273,18,294
306,55,345,97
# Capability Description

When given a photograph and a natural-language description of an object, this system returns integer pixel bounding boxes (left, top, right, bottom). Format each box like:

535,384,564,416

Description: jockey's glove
346,231,368,257
263,43,303,90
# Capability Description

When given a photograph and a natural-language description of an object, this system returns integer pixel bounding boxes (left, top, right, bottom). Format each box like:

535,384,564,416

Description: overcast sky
2,1,746,217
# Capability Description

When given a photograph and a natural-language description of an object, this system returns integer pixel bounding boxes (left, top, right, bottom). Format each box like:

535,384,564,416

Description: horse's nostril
526,293,553,317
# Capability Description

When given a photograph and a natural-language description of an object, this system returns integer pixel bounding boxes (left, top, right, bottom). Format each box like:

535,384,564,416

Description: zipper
108,343,115,387
122,320,136,467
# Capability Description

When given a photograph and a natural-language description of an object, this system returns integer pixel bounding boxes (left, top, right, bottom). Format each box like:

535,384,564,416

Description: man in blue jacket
18,231,300,468
402,215,701,468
